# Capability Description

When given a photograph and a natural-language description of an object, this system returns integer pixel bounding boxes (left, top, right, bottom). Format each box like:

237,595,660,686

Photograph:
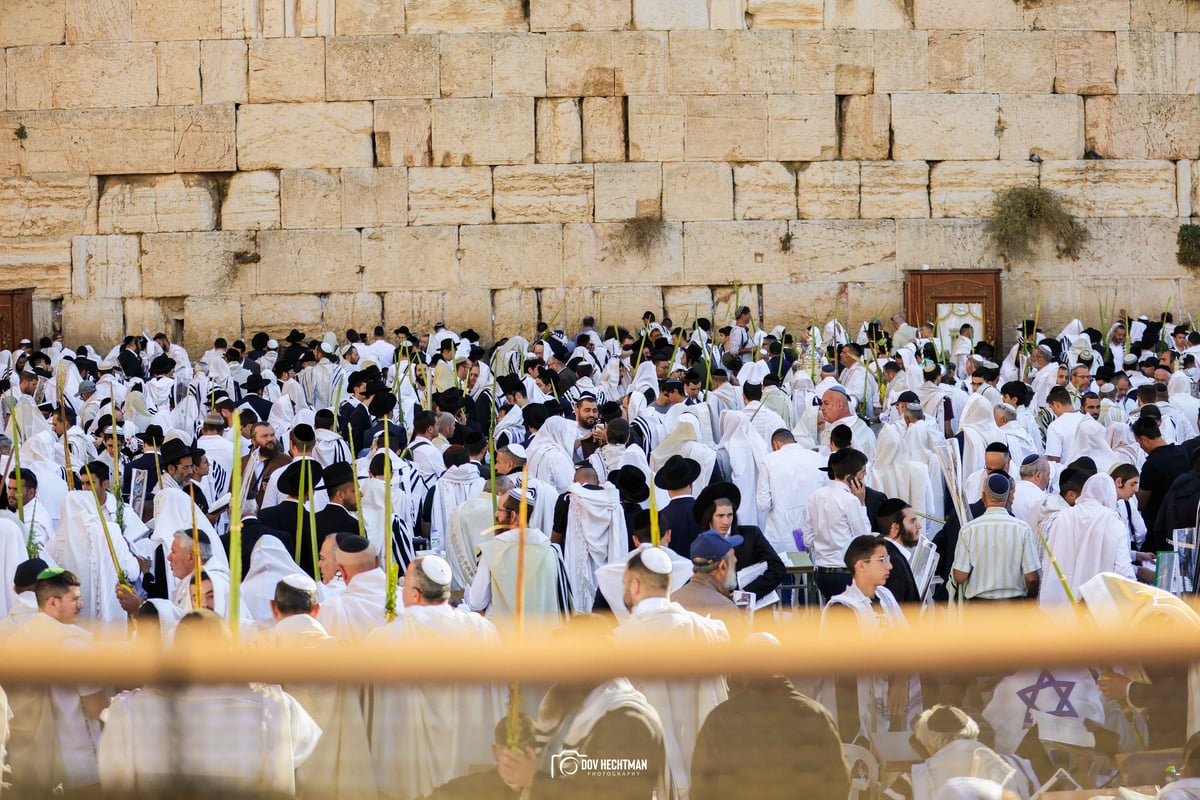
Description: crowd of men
2,306,1200,799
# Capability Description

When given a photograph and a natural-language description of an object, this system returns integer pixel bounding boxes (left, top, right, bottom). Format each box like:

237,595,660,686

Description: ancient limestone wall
1,0,1198,351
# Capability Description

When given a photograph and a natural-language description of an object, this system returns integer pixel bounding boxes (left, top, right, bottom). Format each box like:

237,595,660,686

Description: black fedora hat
692,481,742,524
321,461,355,492
159,438,193,467
609,465,650,505
653,455,701,491
278,459,324,497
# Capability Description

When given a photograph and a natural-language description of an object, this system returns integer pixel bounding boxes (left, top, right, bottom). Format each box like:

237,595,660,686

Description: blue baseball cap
689,530,743,566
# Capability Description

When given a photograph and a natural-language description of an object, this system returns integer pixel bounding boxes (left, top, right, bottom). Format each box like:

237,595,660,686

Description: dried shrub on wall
984,185,1088,263
620,214,667,253
1178,224,1200,268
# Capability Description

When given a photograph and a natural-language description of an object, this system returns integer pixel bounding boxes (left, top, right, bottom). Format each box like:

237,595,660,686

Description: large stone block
594,163,661,221
0,0,66,47
562,222,683,286
874,31,927,93
131,0,222,40
929,161,1041,218
157,41,201,107
788,219,896,281
913,0,1023,29
891,94,999,161
536,97,582,164
280,169,342,229
220,171,280,231
325,35,439,100
1130,0,1200,32
982,31,1054,93
1055,32,1117,96
825,0,910,29
123,298,180,341
405,0,526,33
662,163,733,222
62,298,122,347
546,32,668,97
0,239,71,297
632,0,707,29
1022,0,1130,31
627,95,684,162
431,97,534,165
1040,161,1178,218
459,224,564,289
746,0,822,28
492,34,546,97
927,31,983,93
407,166,492,225
237,102,374,169
440,34,492,98
0,174,97,238
733,162,796,221
361,226,459,290
6,42,158,110
323,292,383,336
530,0,631,31
684,95,768,161
711,284,761,330
668,31,792,95
494,165,594,224
174,105,237,172
859,161,929,220
1179,34,1200,94
998,94,1084,160
1085,95,1200,159
200,40,247,105
240,294,324,340
342,168,407,228
768,94,837,161
375,100,432,167
98,174,219,234
763,280,902,334
71,234,140,298
839,94,889,161
1116,32,1176,93
140,231,257,297
894,218,992,271
683,221,789,285
255,229,362,294
796,161,860,219
582,97,624,163
248,38,325,104
663,286,713,322
334,0,404,35
491,288,538,339
182,295,241,354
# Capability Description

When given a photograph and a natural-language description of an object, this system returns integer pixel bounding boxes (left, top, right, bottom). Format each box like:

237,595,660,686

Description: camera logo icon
550,749,586,778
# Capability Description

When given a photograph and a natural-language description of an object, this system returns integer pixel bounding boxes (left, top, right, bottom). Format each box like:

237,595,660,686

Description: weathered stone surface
839,94,889,160
431,97,534,165
733,162,796,221
248,38,325,104
594,162,661,221
492,33,546,97
123,298,179,341
536,97,582,164
0,0,66,46
632,0,707,29
1055,32,1117,96
322,293,383,336
627,95,684,162
1116,32,1175,94
131,0,221,40
440,34,492,98
746,0,822,28
362,226,459,290
763,280,902,334
494,165,593,224
684,95,767,161
913,0,1023,30
768,94,837,160
325,35,439,100
998,94,1084,160
220,171,280,231
334,0,404,35
927,31,983,93
98,174,218,234
929,161,1040,218
156,41,201,107
662,163,733,222
0,174,97,237
237,102,374,170
891,94,998,161
342,168,407,228
562,222,683,286
1178,160,1192,218
1040,161,1178,218
459,224,564,288
71,234,139,298
982,32,1054,93
860,161,929,219
788,219,896,281
712,284,760,329
546,32,667,96
405,0,526,33
280,169,341,229
706,0,744,28
181,295,241,354
1085,95,1200,159
796,161,860,219
240,294,324,340
6,42,158,110
375,100,432,167
0,238,70,297
663,286,713,322
255,229,362,294
200,40,247,105
684,221,789,284
668,31,791,94
1179,34,1200,94
826,0,910,30
491,288,538,339
407,166,492,225
174,105,237,172
582,97,624,163
62,298,122,347
140,231,257,297
894,219,990,271
1130,0,1200,32
1023,0,1130,32
530,0,631,31
874,31,927,92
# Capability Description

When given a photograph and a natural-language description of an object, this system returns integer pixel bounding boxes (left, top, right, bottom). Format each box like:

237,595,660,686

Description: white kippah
320,342,336,355
640,547,672,575
997,402,1017,414
281,573,317,592
419,555,452,585
267,339,279,349
506,443,528,459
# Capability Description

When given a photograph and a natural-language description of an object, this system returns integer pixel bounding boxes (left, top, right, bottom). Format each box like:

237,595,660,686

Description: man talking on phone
806,448,872,601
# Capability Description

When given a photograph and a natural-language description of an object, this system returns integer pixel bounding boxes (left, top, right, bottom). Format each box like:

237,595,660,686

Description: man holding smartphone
806,448,872,601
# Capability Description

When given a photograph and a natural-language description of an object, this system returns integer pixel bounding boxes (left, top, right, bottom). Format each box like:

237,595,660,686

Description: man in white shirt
756,428,827,556
1011,454,1050,526
805,448,871,601
408,409,446,480
817,386,876,458
316,533,388,641
197,413,235,501
366,325,395,370
1044,385,1084,463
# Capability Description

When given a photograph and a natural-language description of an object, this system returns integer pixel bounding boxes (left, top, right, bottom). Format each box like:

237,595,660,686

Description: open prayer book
736,562,779,611
1033,710,1095,749
910,538,939,601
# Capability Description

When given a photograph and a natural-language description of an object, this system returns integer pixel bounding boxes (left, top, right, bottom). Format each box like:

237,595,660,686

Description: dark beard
258,442,278,460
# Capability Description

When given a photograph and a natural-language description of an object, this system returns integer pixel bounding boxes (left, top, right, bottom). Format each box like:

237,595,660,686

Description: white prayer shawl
240,536,305,628
49,492,140,626
1040,475,1136,606
820,583,921,741
492,403,525,447
1068,418,1121,473
1098,397,1127,428
704,383,743,444
868,426,934,520
818,412,877,459
267,393,296,446
982,666,1104,755
1030,363,1058,410
613,597,729,800
428,464,484,557
998,421,1040,466
1105,422,1144,469
761,384,795,428
756,442,827,556
649,415,717,495
316,567,389,642
98,683,321,796
366,603,504,800
359,478,417,566
563,483,629,612
527,416,578,493
1169,371,1200,438
16,496,56,564
627,361,660,423
0,516,28,616
715,410,769,529
959,395,1003,478
742,400,789,445
588,443,628,483
144,376,175,429
911,739,1029,800
840,361,878,417
445,492,496,590
20,431,69,523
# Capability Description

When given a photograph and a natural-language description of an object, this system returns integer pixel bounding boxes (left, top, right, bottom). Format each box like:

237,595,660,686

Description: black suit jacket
258,500,318,578
314,503,360,542
882,538,921,604
733,525,787,599
661,497,701,559
243,394,273,424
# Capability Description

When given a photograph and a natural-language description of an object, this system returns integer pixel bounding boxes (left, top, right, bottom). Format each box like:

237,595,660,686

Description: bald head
820,389,851,423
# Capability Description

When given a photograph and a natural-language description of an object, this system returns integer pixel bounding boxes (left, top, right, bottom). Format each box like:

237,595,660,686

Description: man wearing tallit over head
559,468,629,614
48,491,140,627
368,555,504,799
1039,473,1136,607
239,535,305,630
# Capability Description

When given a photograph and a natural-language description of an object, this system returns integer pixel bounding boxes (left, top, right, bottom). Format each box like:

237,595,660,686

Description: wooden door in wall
0,290,34,352
904,269,1003,353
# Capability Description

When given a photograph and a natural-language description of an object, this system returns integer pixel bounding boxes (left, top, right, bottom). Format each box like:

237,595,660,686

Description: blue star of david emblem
1015,670,1078,726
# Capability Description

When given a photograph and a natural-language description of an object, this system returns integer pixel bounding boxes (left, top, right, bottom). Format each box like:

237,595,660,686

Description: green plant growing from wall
1178,224,1200,268
984,185,1088,264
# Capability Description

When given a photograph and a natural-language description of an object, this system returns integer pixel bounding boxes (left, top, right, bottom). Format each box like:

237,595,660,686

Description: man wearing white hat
368,555,504,800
